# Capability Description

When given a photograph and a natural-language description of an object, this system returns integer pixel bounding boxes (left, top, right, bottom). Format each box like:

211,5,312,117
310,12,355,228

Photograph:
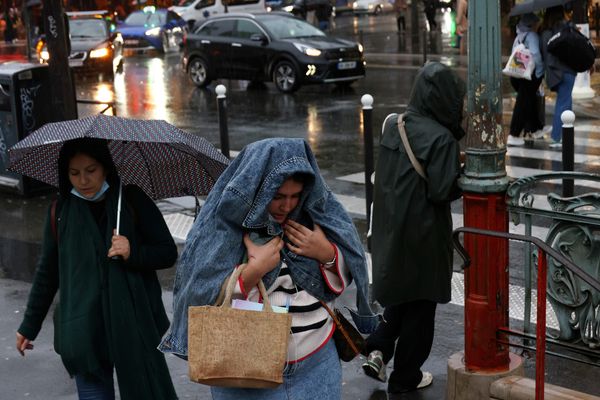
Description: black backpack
547,24,596,73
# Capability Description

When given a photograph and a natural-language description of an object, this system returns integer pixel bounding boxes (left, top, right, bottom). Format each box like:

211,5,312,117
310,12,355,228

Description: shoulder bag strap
397,114,428,181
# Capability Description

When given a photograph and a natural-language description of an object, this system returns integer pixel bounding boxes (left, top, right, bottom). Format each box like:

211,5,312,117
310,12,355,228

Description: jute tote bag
188,265,292,388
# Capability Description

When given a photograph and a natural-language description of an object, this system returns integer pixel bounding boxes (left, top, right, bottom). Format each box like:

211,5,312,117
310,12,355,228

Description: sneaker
507,135,525,146
388,371,433,393
532,125,552,139
549,139,562,149
416,371,433,389
362,350,387,382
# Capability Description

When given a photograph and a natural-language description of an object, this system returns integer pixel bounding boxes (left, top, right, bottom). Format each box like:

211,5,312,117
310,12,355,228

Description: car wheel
273,60,299,93
188,57,211,87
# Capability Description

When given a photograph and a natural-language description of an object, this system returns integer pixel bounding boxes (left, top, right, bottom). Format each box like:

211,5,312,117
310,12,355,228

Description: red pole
463,192,510,371
536,249,547,400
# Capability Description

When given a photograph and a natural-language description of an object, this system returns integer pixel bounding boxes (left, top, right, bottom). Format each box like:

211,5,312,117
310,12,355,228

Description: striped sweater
233,245,351,362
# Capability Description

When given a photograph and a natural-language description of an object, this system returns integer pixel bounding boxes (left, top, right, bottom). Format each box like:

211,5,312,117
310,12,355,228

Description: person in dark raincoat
362,62,465,394
16,138,178,400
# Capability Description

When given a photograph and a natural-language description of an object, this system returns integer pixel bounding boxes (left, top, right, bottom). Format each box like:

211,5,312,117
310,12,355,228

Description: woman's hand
284,220,335,264
16,332,33,356
243,234,283,276
108,229,131,260
241,234,284,291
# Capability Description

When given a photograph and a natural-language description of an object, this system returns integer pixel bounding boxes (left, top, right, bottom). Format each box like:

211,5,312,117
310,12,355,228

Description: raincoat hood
406,62,466,140
159,138,378,358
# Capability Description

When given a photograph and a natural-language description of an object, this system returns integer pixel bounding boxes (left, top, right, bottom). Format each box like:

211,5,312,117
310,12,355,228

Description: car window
195,0,216,8
124,11,166,26
197,20,235,37
69,19,108,39
234,20,263,40
259,16,325,39
229,0,260,5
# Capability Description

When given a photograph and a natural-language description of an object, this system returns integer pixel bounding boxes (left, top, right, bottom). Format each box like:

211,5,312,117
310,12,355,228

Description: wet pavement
2,8,600,400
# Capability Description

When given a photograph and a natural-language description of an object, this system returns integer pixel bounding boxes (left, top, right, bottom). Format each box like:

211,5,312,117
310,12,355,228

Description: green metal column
459,0,511,372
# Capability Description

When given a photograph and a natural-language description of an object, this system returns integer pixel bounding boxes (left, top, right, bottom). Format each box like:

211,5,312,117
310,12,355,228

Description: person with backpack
540,5,577,149
15,138,178,400
507,13,545,147
361,62,465,394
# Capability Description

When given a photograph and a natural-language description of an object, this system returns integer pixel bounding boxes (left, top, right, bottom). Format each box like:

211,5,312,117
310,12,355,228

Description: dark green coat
371,63,465,307
18,184,178,399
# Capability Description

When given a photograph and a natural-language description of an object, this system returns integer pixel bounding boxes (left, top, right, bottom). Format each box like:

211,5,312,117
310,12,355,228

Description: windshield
259,16,326,40
69,19,108,38
124,11,166,26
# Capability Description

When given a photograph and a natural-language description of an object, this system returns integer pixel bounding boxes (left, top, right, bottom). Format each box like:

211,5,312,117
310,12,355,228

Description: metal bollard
215,84,230,159
561,110,575,197
361,94,374,229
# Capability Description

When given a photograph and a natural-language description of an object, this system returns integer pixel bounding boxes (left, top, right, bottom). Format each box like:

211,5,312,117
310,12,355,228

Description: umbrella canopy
7,114,229,200
509,0,573,16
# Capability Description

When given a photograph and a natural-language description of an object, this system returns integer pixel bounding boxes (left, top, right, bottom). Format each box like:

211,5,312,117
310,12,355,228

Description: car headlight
293,43,321,57
282,5,294,12
358,43,363,53
352,2,358,8
145,27,162,36
90,47,110,59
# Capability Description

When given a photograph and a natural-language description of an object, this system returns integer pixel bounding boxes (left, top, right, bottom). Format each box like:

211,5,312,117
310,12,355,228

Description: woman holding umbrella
15,138,178,400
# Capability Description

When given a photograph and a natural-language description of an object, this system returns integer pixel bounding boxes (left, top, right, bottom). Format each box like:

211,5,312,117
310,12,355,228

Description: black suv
182,12,365,93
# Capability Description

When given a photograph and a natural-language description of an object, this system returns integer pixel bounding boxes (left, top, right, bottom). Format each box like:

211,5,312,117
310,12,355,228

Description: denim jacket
159,138,379,358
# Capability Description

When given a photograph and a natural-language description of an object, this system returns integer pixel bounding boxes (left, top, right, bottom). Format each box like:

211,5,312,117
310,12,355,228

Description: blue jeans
551,72,576,142
74,368,115,400
211,339,342,400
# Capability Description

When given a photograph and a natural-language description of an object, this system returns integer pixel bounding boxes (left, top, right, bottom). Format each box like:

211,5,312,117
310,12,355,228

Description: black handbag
547,24,596,73
320,301,367,362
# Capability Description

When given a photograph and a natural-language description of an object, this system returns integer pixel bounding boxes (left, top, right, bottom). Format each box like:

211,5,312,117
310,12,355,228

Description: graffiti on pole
47,16,58,38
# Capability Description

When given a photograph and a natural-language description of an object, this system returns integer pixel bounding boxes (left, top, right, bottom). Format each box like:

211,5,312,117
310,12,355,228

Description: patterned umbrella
7,114,230,200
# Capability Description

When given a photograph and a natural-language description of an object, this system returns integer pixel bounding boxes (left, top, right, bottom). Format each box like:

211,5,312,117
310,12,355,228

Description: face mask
71,181,110,202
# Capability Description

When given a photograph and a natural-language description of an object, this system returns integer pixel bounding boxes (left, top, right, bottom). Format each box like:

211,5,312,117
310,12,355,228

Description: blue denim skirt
210,339,342,400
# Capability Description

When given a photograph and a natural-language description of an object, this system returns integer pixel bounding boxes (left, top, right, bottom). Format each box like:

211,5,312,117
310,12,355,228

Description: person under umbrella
15,138,178,400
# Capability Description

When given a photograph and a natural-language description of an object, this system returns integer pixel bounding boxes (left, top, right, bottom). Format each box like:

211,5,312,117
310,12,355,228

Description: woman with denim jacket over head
507,13,545,147
159,138,378,400
540,5,577,148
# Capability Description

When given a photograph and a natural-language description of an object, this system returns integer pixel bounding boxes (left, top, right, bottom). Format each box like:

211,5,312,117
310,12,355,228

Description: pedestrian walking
540,5,576,148
507,13,545,147
423,0,438,30
393,0,407,33
455,0,467,54
315,0,333,31
3,7,17,44
15,138,178,400
362,62,465,394
159,137,378,400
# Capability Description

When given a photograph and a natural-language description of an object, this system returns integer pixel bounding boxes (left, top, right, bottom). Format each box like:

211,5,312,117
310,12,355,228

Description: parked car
170,0,266,29
36,10,123,77
352,0,392,15
183,12,365,93
117,6,187,53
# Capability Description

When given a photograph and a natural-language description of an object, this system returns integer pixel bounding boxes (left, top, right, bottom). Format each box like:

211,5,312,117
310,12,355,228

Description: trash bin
0,62,52,196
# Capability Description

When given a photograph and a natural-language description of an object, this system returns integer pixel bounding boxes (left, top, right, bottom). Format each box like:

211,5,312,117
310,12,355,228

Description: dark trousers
509,75,543,137
397,14,405,32
425,10,437,29
366,300,437,391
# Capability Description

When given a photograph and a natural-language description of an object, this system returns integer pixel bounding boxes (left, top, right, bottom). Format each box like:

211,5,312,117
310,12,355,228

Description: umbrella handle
110,183,123,261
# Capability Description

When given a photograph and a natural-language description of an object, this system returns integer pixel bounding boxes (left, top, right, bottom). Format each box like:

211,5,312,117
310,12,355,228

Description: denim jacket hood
159,138,378,358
